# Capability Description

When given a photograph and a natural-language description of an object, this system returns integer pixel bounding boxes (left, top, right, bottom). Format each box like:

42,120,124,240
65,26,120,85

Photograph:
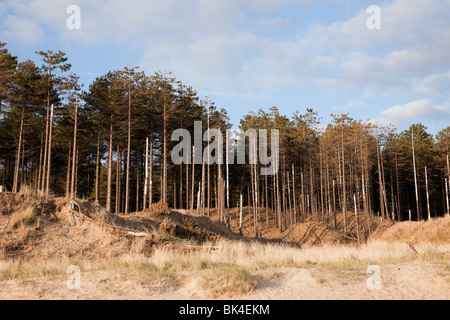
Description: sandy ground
0,260,448,300
0,194,448,300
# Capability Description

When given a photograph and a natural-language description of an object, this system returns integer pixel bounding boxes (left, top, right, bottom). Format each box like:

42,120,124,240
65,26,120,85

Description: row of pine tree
1,43,449,237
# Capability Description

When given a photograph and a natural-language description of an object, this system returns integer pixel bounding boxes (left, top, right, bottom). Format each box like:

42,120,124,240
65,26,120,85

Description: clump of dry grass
7,206,40,230
200,266,258,298
1,201,13,216
0,259,67,281
174,217,219,243
141,201,170,221
17,184,45,201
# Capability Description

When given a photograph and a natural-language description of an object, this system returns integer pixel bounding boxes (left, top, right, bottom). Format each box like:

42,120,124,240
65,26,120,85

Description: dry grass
0,259,67,281
140,201,171,221
7,206,39,230
0,239,448,298
200,266,258,298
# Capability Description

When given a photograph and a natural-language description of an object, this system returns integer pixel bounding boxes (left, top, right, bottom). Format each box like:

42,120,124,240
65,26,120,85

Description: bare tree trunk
191,146,195,210
319,147,324,222
251,150,258,238
377,139,385,220
136,141,140,212
180,163,183,210
41,100,50,193
395,149,401,221
149,134,153,206
74,147,79,198
332,179,336,229
65,144,71,198
226,134,230,227
201,156,205,216
239,193,243,232
125,82,132,214
162,80,167,204
447,154,450,216
447,154,450,188
287,171,293,241
292,164,297,225
300,170,305,222
254,146,258,237
265,173,269,229
218,154,223,223
326,162,332,226
309,159,314,221
354,194,360,245
143,137,149,210
361,174,367,216
276,167,281,231
200,156,206,217
116,145,120,214
45,104,54,197
390,171,395,222
207,99,210,216
214,169,218,210
13,107,25,193
197,184,201,214
186,162,189,211
95,132,100,205
341,131,347,232
445,178,449,216
380,147,389,220
37,129,44,193
412,132,420,220
69,101,77,200
425,166,431,221
106,117,113,212
173,170,177,209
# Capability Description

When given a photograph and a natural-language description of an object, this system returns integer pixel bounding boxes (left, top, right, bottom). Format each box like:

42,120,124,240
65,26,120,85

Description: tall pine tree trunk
45,104,54,197
13,107,25,193
65,143,71,198
425,166,431,221
149,134,153,206
412,132,420,220
106,117,113,212
341,130,347,233
95,132,100,205
70,101,78,200
144,137,149,210
116,145,121,214
125,83,131,214
41,97,50,193
162,80,167,204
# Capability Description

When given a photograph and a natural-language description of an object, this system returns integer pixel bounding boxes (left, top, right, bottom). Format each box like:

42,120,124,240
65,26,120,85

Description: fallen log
106,224,154,238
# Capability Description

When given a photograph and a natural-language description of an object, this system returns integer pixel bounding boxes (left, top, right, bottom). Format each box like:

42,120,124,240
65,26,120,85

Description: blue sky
1,0,450,134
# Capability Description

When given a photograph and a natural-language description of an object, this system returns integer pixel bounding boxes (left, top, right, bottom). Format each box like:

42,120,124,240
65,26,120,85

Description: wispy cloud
1,15,44,45
379,100,450,128
1,0,449,132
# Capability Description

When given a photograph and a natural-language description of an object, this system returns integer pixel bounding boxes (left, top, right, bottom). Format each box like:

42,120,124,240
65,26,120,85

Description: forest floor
0,192,449,300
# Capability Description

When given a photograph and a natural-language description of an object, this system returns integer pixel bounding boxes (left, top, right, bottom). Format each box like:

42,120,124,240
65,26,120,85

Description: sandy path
0,261,448,300
241,262,449,300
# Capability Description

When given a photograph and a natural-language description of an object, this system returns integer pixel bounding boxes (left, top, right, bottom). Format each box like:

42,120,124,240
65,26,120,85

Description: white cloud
2,0,450,124
379,100,450,128
1,15,44,45
414,72,450,99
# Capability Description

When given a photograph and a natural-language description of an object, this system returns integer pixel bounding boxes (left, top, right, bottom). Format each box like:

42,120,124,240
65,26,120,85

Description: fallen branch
408,243,419,256
106,224,153,238
310,228,322,244
329,230,344,244
184,245,220,250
